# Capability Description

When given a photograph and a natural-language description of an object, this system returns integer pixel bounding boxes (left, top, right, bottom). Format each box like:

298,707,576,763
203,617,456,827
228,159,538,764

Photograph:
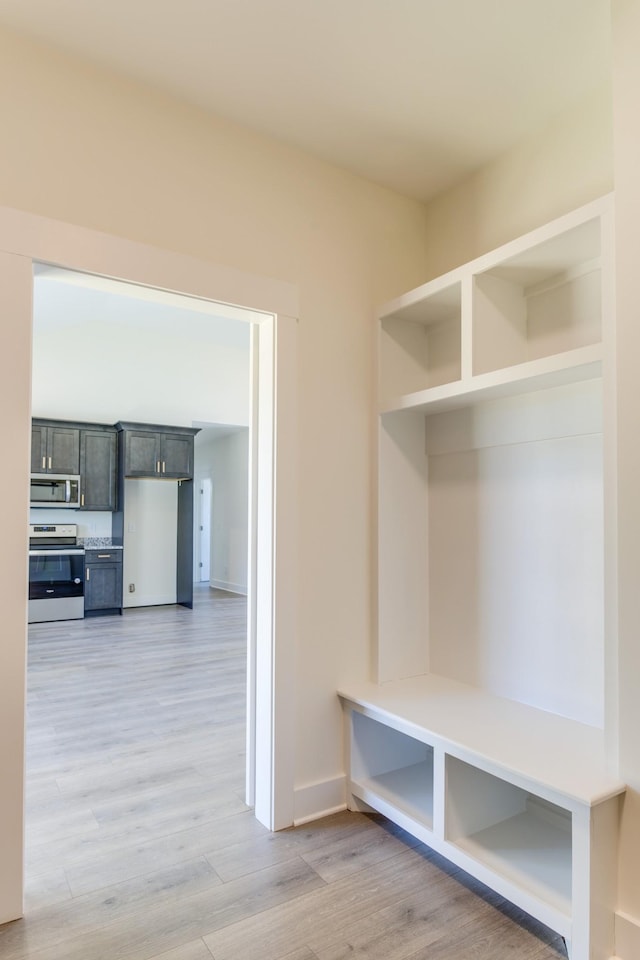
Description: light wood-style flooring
1,585,567,959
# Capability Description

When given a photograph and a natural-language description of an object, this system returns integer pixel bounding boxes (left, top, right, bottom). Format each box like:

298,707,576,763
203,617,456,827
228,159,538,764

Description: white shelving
381,342,602,415
379,279,462,402
341,196,623,960
446,757,573,921
472,217,602,376
340,680,623,956
452,806,572,919
349,709,434,837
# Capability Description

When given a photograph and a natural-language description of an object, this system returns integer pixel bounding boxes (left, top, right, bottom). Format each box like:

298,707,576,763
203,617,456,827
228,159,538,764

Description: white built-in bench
339,675,625,960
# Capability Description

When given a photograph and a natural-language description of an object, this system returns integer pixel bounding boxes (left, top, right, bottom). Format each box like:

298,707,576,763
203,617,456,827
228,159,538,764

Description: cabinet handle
81,493,85,507
97,554,110,559
162,461,166,473
48,456,52,469
86,569,90,581
156,460,161,473
42,456,46,470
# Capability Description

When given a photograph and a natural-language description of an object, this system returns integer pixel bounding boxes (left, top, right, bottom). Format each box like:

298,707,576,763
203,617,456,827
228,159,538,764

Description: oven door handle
29,549,85,556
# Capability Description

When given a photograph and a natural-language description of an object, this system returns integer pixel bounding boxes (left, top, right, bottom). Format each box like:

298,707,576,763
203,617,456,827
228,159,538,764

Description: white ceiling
31,267,252,433
0,0,611,201
33,266,255,347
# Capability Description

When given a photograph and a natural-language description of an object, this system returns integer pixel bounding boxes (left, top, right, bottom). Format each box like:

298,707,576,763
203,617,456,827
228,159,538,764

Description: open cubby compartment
426,379,605,726
378,380,605,728
349,708,434,830
445,755,572,924
472,214,602,377
379,279,462,405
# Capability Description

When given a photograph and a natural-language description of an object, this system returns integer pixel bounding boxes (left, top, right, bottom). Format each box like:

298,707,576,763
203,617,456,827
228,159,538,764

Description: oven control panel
30,523,78,538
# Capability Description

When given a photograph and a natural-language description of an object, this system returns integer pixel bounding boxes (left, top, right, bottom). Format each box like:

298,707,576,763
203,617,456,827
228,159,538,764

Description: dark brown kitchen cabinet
116,422,198,479
31,419,118,511
79,427,117,511
84,549,123,616
31,421,80,475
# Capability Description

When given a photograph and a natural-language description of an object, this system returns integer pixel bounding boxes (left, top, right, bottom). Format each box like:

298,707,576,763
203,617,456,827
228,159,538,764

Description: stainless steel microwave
30,474,81,509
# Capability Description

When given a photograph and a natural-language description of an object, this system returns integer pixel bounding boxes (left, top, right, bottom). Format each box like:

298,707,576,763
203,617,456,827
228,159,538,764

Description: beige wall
612,0,640,950
0,25,431,919
421,83,613,278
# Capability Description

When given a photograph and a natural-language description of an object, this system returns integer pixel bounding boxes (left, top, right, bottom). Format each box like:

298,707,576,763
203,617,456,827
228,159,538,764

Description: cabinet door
47,426,80,474
124,430,161,477
31,424,47,473
80,430,117,511
85,557,123,611
160,433,194,479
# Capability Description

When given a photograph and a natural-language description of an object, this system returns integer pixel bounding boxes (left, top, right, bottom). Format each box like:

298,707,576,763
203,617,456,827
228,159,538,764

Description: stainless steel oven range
28,523,85,623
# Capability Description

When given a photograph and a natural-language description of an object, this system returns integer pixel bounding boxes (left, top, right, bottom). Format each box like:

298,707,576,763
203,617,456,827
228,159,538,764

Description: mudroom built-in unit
339,195,623,960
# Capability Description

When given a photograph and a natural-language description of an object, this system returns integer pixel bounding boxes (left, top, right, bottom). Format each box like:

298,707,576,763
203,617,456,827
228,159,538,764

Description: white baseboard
615,911,640,959
209,579,247,596
293,776,347,826
123,592,177,608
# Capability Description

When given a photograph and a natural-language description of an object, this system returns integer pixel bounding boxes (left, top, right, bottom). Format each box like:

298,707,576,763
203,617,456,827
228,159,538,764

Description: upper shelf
378,196,612,415
380,343,602,416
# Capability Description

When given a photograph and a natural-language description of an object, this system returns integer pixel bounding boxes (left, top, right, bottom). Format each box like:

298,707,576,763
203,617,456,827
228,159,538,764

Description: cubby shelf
380,342,602,416
350,761,434,832
341,194,623,960
452,807,572,919
348,707,435,836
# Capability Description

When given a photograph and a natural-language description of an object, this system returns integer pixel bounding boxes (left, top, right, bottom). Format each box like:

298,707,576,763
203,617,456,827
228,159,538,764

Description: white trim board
293,776,347,826
210,579,248,596
0,204,298,924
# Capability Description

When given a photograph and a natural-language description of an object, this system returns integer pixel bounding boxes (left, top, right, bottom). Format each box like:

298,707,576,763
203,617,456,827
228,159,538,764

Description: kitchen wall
30,272,252,595
194,429,249,595
31,275,251,428
123,479,178,607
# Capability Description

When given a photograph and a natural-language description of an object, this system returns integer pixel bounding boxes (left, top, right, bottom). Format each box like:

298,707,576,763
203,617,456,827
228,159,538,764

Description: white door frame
0,208,298,924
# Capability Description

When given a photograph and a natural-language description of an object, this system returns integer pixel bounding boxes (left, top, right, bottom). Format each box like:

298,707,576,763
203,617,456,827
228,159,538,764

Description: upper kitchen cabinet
31,420,80,475
79,426,117,511
116,423,199,479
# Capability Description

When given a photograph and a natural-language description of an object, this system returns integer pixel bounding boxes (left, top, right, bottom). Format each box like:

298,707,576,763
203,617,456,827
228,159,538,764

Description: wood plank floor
1,585,567,960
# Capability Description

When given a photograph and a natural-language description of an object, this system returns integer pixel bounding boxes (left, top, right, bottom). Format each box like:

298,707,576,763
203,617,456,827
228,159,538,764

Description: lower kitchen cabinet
84,549,123,616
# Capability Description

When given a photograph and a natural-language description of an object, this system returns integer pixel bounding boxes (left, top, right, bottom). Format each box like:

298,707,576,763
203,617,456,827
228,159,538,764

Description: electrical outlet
129,583,135,593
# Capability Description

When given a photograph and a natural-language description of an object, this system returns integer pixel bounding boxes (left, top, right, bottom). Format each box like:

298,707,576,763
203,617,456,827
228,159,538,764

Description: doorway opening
24,266,263,904
0,213,297,924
